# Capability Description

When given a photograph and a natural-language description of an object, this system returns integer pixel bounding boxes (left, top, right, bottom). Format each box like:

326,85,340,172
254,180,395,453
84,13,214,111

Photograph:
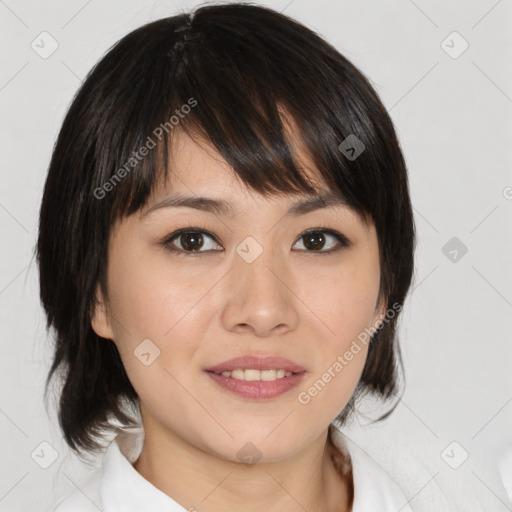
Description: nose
220,243,300,338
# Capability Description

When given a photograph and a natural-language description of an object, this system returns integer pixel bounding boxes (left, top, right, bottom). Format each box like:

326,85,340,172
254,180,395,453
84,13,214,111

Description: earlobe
90,284,115,340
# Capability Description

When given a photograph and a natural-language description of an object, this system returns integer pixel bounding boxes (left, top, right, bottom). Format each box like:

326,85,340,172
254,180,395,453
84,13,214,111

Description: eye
292,228,350,253
161,228,222,255
160,227,350,255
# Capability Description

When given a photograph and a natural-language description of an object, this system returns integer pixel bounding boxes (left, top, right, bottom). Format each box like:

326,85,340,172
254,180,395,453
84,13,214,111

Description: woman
37,3,416,511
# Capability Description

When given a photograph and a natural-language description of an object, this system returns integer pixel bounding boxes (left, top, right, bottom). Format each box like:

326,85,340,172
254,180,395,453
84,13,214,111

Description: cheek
302,254,380,347
107,249,202,338
289,252,379,416
105,252,214,381
105,261,206,417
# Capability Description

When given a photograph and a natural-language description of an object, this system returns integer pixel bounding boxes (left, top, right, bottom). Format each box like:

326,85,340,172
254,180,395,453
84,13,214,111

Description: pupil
178,231,326,252
304,231,324,250
182,232,203,251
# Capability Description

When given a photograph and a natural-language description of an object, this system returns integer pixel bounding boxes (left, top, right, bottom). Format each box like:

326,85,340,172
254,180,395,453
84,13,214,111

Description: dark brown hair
36,1,416,458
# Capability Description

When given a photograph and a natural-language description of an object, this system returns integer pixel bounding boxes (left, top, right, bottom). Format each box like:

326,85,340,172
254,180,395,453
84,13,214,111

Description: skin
91,123,386,512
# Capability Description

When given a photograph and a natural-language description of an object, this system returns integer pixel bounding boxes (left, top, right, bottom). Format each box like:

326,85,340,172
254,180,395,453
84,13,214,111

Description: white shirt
50,425,413,512
499,444,512,503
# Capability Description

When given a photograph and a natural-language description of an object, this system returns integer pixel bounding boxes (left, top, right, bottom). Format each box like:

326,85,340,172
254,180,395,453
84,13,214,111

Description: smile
205,370,306,399
210,369,295,381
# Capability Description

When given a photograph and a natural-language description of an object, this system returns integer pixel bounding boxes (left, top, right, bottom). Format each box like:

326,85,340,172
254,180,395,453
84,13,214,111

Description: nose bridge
234,235,286,300
221,235,299,335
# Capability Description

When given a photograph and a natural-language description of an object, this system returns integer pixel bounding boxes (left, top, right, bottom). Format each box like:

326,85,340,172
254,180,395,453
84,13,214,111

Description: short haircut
36,2,416,457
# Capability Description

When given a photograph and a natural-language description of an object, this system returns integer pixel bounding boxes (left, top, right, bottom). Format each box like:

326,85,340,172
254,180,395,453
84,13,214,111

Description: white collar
100,426,183,511
94,425,413,512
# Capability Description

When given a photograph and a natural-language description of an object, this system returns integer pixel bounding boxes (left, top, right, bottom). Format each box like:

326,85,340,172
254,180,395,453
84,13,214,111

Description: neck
132,418,353,512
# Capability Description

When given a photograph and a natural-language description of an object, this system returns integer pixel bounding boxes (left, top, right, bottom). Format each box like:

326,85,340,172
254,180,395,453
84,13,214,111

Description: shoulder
49,469,103,512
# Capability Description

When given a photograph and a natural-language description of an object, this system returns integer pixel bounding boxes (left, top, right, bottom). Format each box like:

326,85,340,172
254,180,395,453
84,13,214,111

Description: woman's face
92,127,385,462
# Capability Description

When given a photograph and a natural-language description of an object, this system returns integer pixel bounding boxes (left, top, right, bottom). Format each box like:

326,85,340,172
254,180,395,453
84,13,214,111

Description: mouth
204,355,307,399
204,355,306,375
206,368,304,381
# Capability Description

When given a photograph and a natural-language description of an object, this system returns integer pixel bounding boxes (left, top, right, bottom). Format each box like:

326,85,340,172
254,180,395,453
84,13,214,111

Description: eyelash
159,224,351,256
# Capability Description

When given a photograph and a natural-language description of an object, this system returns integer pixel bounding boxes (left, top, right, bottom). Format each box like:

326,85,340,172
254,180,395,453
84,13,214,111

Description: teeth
217,369,293,381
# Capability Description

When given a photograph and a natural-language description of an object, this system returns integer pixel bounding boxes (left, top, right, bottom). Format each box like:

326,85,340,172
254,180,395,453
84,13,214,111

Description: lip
204,355,306,373
205,371,307,400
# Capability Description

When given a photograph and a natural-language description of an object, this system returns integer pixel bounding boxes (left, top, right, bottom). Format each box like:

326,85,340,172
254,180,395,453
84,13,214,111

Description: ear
90,284,115,340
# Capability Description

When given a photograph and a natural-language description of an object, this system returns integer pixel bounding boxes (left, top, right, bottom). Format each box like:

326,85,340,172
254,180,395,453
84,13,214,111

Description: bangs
90,6,379,228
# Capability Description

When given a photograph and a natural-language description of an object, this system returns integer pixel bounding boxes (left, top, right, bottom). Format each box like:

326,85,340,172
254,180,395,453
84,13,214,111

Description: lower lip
205,371,306,399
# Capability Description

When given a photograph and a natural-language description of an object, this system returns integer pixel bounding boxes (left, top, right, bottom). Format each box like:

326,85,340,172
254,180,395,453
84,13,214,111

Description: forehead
137,137,370,231
134,115,372,228
145,125,330,206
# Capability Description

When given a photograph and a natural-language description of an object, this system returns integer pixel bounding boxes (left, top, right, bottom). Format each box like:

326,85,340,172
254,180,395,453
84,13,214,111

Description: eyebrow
141,191,352,219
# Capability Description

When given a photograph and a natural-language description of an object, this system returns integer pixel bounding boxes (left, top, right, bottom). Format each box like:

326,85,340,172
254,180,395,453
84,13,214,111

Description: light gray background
0,0,511,510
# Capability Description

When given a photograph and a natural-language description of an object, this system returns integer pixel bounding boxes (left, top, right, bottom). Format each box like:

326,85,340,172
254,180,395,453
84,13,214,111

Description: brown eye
293,229,349,253
302,231,326,250
161,227,349,256
180,232,204,251
162,229,222,254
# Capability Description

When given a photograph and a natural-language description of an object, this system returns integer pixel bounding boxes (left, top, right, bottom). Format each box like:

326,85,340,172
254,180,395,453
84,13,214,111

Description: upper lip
205,355,306,373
